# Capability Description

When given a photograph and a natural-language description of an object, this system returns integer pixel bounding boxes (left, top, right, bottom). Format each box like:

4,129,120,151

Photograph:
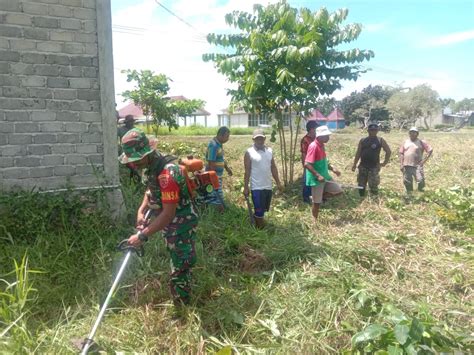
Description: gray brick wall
0,0,118,192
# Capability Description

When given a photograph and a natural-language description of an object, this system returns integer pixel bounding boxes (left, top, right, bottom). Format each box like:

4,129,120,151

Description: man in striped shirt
205,126,232,212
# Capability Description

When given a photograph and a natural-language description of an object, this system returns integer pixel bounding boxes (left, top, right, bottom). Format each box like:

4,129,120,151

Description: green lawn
1,129,472,353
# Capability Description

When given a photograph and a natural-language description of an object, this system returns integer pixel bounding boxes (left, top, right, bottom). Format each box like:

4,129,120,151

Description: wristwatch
137,231,149,242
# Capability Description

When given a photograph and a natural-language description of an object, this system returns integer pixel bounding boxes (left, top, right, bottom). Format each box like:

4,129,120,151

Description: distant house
306,108,346,130
118,96,211,126
306,109,327,126
326,108,346,129
217,107,299,128
440,108,474,127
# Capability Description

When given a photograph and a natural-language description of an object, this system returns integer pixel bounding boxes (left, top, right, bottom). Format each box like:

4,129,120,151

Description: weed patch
0,131,472,353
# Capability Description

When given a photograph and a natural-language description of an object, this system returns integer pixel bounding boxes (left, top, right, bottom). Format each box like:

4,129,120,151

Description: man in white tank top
243,129,283,229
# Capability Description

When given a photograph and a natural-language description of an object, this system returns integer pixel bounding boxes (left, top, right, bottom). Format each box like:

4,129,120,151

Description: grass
0,129,472,353
138,123,255,136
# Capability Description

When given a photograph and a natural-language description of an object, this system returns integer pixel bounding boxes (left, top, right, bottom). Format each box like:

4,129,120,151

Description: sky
111,0,474,124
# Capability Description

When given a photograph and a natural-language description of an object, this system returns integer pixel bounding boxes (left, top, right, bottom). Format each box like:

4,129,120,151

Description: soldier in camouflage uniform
119,128,198,305
351,123,391,197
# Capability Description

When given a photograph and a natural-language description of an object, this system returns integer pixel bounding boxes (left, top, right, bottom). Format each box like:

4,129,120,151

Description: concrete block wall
0,0,119,192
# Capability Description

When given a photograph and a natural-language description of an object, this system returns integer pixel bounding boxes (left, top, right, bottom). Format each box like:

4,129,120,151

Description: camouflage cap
119,128,154,164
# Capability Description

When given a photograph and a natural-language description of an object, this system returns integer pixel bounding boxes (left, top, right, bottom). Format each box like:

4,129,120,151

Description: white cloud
425,29,474,47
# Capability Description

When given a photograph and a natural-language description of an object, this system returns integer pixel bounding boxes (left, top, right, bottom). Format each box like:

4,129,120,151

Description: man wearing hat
118,114,135,140
304,125,343,221
243,129,283,228
399,127,433,193
351,122,391,197
300,120,319,203
119,128,198,305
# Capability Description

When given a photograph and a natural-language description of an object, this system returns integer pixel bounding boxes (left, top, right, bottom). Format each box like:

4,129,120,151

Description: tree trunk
288,109,294,184
291,113,301,185
423,116,429,130
276,111,288,186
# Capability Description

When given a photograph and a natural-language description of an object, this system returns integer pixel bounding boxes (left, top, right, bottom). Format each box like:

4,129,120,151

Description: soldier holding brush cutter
119,128,198,306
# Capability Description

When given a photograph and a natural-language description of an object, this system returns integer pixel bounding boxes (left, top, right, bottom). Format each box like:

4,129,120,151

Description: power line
154,0,207,39
112,23,207,42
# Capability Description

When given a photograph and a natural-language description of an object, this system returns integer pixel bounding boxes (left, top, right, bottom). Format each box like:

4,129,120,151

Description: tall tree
340,85,394,127
315,97,338,116
439,97,455,110
121,70,204,135
386,84,441,129
203,1,373,184
453,98,474,113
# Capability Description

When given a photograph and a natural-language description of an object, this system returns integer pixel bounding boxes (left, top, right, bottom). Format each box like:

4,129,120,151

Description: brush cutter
326,180,364,190
79,210,151,355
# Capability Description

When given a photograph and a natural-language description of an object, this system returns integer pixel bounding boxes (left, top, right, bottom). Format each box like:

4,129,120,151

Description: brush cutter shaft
326,180,364,190
81,251,132,355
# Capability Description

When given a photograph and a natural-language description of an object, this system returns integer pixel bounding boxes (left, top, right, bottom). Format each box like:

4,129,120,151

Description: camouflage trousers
357,166,380,195
165,228,197,304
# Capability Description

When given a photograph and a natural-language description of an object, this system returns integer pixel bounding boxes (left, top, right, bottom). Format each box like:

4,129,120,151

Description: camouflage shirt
145,156,198,237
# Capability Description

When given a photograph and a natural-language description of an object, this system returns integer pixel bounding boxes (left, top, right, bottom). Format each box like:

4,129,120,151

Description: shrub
351,305,470,353
426,184,474,234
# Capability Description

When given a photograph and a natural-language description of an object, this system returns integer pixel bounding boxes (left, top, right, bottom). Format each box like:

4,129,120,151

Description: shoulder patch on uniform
158,173,170,189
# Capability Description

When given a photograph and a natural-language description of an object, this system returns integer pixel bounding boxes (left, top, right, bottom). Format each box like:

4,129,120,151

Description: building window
248,113,258,127
248,113,270,126
282,112,291,127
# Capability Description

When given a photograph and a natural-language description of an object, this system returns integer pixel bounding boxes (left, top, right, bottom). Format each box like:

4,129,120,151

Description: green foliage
351,305,470,353
314,97,338,116
426,184,474,234
0,132,472,353
340,85,394,126
434,124,453,130
155,141,202,158
452,97,474,113
386,84,441,129
121,69,205,133
204,1,373,184
139,124,254,136
0,254,40,352
0,189,131,323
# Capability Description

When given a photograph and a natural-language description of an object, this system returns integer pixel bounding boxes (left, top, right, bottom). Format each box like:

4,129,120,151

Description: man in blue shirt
205,126,232,212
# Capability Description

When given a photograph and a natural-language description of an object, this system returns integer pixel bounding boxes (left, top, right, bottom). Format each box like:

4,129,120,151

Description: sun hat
252,128,266,139
409,127,418,132
316,125,332,138
119,128,154,164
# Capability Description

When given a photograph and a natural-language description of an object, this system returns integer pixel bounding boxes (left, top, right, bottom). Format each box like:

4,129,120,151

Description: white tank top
247,145,273,190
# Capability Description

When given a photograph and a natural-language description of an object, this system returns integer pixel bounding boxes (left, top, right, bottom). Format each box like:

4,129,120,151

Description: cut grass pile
0,129,472,353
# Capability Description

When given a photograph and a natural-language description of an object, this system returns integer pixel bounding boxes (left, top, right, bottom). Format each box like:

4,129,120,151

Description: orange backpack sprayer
179,155,220,200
